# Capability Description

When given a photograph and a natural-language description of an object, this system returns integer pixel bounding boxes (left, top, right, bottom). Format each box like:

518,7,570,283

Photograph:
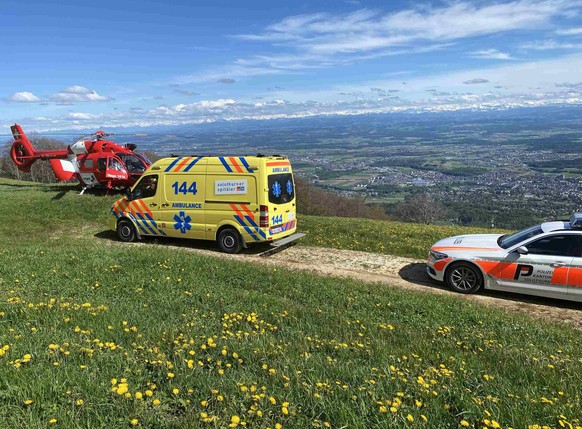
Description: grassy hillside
0,178,581,428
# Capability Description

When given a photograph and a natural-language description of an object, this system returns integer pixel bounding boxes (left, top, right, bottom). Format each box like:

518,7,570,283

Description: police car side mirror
515,246,529,255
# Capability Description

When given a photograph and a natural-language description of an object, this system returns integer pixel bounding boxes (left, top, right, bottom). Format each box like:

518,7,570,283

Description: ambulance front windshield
268,173,295,205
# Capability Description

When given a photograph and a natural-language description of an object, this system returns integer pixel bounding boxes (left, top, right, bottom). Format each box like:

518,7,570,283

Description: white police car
427,213,582,302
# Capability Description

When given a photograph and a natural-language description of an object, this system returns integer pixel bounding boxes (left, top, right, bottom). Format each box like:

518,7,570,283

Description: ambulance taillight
260,205,269,228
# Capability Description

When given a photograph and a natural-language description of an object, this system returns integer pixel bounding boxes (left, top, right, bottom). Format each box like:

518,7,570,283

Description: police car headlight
429,250,449,261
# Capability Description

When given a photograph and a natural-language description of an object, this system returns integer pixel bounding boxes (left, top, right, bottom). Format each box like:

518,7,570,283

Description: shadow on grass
398,262,582,310
94,229,272,256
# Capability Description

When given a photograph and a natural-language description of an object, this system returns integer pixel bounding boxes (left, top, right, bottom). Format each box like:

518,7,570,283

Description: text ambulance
110,155,301,253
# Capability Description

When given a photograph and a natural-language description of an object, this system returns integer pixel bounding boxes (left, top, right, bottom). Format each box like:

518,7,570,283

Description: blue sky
2,0,582,131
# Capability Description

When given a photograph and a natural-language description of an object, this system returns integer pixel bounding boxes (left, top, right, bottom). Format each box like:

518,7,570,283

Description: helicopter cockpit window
108,157,126,172
119,154,147,174
132,175,158,200
84,159,94,169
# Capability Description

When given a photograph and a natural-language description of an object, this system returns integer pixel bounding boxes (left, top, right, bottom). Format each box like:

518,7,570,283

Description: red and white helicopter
9,124,152,192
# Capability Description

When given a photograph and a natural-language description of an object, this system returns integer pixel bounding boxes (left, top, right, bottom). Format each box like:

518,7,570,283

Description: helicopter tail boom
9,124,70,173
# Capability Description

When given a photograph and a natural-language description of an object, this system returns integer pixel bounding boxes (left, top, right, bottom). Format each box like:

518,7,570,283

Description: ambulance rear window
268,173,294,205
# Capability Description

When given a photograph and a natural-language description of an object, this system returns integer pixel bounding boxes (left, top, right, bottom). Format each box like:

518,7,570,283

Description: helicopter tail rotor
9,124,37,172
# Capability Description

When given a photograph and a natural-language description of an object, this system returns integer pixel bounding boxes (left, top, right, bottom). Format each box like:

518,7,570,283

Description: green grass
300,215,501,259
0,178,581,428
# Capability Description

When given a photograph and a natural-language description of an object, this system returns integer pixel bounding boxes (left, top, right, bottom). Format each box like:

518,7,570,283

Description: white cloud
62,85,94,94
463,78,490,84
238,1,579,59
9,91,41,102
471,49,513,60
67,112,102,120
50,86,113,102
556,27,582,36
520,39,582,50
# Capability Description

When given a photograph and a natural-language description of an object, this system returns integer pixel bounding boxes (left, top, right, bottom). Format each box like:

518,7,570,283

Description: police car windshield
268,173,294,205
498,224,543,249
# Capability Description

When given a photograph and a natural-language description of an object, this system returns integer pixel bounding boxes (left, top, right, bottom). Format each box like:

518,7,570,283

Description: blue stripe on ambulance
239,157,253,173
243,226,260,241
165,157,183,172
183,156,203,172
234,215,261,241
244,216,266,239
128,213,149,235
219,157,233,172
145,213,167,236
136,212,158,236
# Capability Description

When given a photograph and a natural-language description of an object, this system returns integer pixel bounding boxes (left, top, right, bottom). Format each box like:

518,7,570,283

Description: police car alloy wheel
446,262,483,294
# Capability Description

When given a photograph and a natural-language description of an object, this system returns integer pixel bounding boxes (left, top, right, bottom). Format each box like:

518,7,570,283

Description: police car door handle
550,262,566,267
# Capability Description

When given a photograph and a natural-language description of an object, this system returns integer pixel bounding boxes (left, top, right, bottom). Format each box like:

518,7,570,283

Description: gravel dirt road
124,237,582,330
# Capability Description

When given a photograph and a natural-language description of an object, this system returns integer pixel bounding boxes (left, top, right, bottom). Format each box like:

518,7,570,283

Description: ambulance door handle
161,203,170,207
550,261,566,267
150,203,158,207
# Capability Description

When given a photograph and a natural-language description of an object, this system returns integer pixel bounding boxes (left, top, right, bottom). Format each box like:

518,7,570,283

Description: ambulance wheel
117,219,136,242
217,228,242,254
445,262,482,294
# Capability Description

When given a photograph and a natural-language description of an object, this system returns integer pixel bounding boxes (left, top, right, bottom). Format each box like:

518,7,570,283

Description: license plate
270,227,282,234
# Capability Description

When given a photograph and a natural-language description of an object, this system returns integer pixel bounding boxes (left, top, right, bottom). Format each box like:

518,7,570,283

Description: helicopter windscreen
136,153,152,166
119,154,147,173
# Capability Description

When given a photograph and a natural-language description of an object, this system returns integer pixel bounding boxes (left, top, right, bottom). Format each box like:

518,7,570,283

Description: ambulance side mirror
126,188,134,201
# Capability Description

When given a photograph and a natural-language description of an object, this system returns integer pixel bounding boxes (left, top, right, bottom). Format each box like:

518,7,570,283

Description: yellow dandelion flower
461,421,470,427
130,418,138,426
135,392,143,400
76,399,84,406
172,388,179,395
145,390,153,397
153,399,161,406
407,414,414,423
24,399,33,405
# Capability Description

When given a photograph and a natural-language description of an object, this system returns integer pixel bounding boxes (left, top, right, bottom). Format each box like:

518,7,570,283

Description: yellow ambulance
110,155,302,253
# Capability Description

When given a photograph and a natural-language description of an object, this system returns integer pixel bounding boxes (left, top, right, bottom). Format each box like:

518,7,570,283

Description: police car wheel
446,262,482,294
117,219,136,242
217,229,242,254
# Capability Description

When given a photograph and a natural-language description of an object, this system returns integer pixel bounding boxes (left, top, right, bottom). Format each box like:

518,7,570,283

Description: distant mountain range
2,103,582,138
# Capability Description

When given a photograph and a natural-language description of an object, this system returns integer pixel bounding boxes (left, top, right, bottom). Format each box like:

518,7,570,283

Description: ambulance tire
117,219,136,242
217,228,243,254
445,262,483,294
